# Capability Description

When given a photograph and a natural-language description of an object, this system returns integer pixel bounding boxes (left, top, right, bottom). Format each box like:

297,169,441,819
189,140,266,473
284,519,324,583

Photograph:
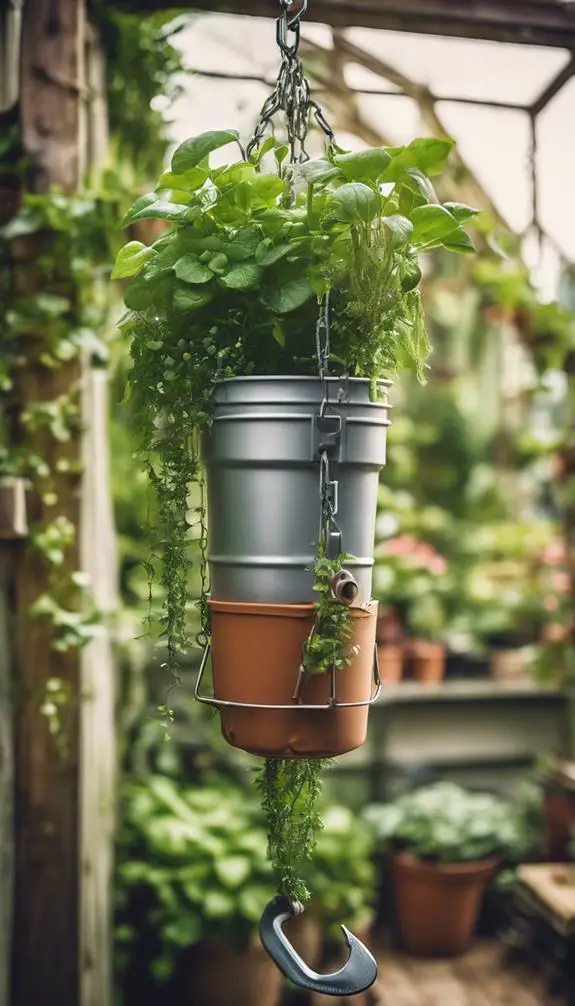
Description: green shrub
363,781,539,863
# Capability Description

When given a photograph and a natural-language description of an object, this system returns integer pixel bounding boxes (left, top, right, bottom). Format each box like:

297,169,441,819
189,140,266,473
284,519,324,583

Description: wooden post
0,549,15,1006
11,3,86,1005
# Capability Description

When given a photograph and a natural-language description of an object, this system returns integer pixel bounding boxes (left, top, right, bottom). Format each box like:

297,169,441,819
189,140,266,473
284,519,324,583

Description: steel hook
259,897,378,997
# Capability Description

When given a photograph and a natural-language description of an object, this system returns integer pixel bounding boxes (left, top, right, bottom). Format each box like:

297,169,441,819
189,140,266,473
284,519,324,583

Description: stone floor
369,940,570,1006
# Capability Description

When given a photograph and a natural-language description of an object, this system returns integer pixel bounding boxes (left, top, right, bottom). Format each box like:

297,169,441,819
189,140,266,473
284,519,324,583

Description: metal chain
246,0,334,164
247,3,342,570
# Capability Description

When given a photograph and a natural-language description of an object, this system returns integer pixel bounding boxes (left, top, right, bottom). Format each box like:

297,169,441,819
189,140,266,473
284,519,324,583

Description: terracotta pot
209,599,378,757
391,853,497,957
377,644,404,684
410,640,446,685
177,938,282,1006
543,783,575,860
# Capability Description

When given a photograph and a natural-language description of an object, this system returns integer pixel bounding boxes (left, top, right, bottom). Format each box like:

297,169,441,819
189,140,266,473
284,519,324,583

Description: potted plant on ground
115,773,278,1006
363,781,536,957
115,10,476,915
532,639,575,859
374,533,451,684
376,604,405,685
407,593,448,685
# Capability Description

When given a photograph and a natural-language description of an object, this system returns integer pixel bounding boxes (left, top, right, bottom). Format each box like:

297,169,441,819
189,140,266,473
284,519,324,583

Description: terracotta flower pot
391,852,497,957
490,648,527,681
209,599,378,757
177,938,282,1006
377,644,404,685
543,783,575,860
410,640,446,685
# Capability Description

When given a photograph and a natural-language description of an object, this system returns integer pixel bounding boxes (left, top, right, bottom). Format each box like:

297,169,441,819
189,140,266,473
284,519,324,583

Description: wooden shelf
376,678,559,704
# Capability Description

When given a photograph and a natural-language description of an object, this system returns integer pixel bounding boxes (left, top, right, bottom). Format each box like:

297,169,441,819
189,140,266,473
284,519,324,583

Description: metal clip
259,897,378,996
276,9,301,57
313,414,342,461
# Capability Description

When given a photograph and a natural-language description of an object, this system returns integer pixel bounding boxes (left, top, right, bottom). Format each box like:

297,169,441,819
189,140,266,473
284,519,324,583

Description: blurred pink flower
542,541,566,566
552,572,571,593
382,535,447,575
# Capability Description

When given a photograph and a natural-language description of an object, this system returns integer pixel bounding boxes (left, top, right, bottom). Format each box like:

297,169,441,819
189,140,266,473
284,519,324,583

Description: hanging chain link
246,0,334,164
248,3,342,566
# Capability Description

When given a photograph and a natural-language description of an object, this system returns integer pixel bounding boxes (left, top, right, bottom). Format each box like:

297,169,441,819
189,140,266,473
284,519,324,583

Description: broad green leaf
248,172,286,205
384,137,455,180
156,167,209,193
443,230,476,254
162,917,202,947
329,182,380,223
122,192,158,224
174,255,213,284
249,135,275,164
272,324,285,347
410,204,459,245
255,240,292,266
112,241,155,280
382,215,413,247
268,276,314,313
227,226,261,262
274,144,289,167
334,147,392,182
215,162,255,189
173,285,214,312
172,129,240,173
123,274,164,311
237,886,274,922
403,168,436,202
443,202,478,223
215,856,251,889
203,890,235,919
128,201,200,224
220,262,262,290
298,159,342,186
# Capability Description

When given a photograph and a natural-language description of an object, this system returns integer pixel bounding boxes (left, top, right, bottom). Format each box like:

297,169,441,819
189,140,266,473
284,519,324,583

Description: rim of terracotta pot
409,639,446,657
209,599,377,618
392,851,499,880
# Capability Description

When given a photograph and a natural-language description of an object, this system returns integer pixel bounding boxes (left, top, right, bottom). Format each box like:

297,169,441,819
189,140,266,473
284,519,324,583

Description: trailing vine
302,550,355,675
254,757,332,904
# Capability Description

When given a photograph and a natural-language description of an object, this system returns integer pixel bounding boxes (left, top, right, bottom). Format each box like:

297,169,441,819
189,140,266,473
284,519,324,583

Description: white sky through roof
170,13,575,263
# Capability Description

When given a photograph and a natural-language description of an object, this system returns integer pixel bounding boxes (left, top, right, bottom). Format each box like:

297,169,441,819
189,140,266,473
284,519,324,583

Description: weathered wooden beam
119,0,575,48
12,3,84,1006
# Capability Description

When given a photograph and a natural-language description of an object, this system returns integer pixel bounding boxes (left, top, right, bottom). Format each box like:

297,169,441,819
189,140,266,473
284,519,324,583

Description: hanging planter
204,376,390,603
115,0,477,992
200,598,378,757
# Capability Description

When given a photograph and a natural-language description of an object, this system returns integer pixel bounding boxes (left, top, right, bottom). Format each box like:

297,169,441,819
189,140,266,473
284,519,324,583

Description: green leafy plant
311,804,376,938
117,130,477,672
363,781,538,863
116,774,274,983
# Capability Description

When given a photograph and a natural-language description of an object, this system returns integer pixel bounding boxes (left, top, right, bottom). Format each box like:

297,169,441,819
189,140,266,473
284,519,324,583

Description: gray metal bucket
202,376,391,604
